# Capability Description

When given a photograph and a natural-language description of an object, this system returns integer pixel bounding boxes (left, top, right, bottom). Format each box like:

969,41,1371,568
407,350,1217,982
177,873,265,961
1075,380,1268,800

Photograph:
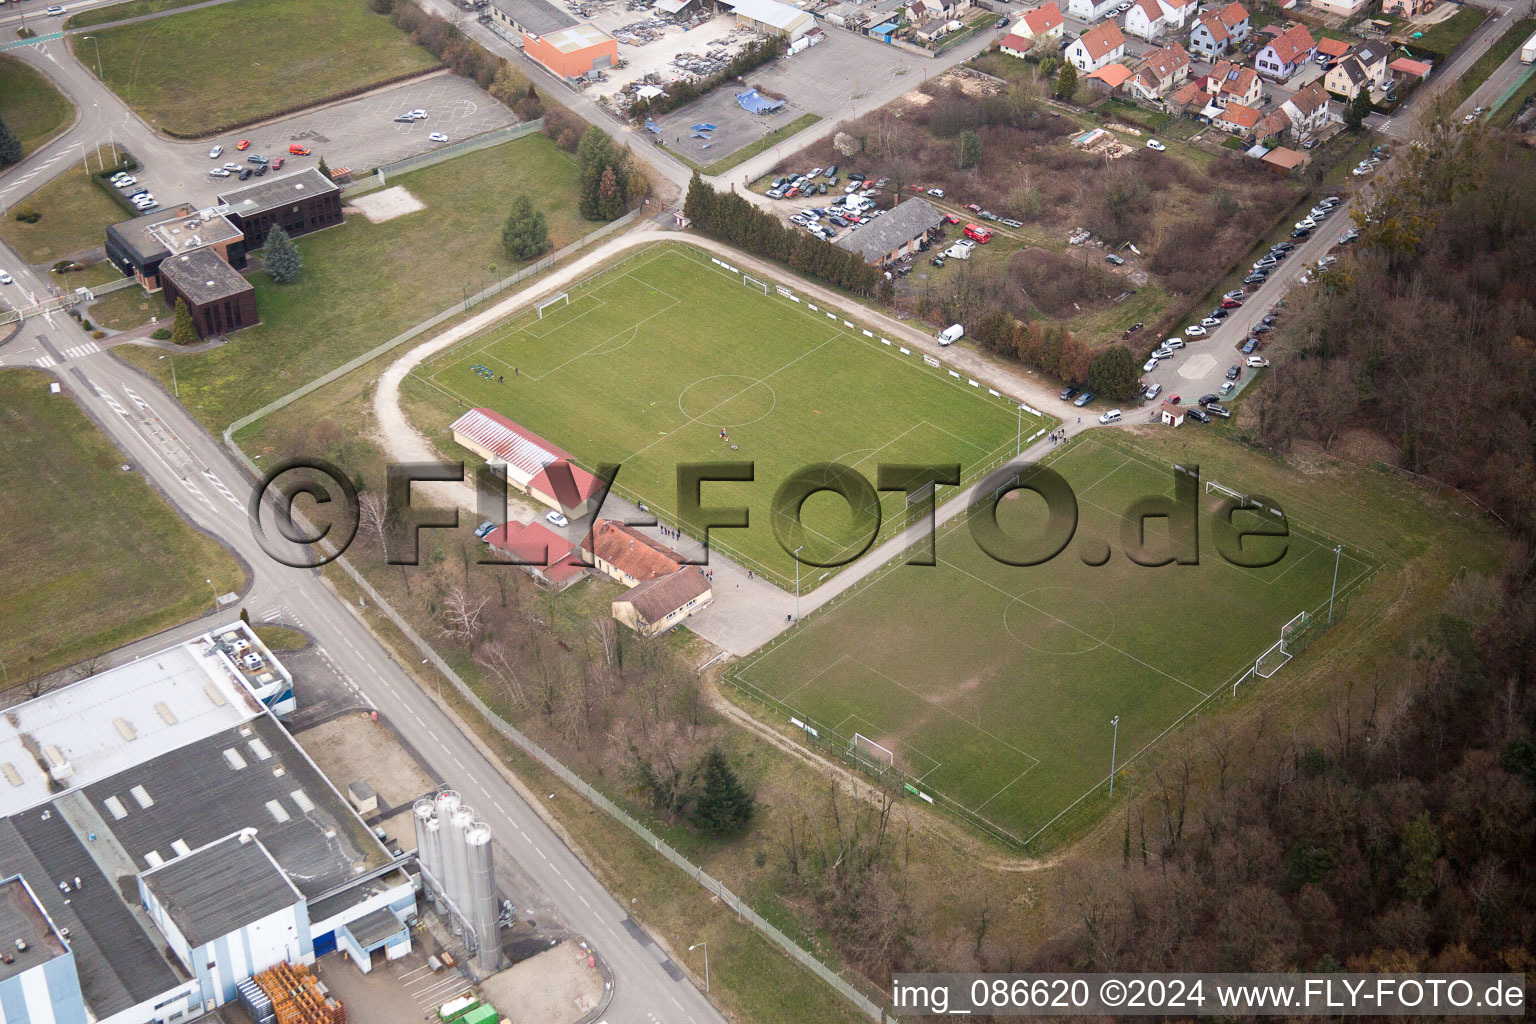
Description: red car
1168,395,1181,405
964,203,982,213
288,144,311,155
1221,297,1244,309
272,157,285,170
964,223,993,244
908,184,925,192
236,139,251,151
943,213,961,224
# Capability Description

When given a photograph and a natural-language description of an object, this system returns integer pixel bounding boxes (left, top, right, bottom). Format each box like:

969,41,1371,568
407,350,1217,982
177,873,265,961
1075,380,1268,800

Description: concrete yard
652,83,807,166
479,944,604,1024
294,713,439,817
586,10,748,98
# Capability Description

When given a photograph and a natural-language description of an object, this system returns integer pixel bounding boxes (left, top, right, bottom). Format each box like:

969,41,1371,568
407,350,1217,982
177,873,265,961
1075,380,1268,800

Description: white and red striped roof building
449,408,605,518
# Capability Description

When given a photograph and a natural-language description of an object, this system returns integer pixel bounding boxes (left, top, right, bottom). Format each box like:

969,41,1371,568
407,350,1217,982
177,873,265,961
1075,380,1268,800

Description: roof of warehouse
0,877,66,983
493,0,577,34
217,168,338,220
0,634,258,819
341,905,407,948
723,0,814,30
536,22,615,51
450,408,602,500
141,835,300,947
0,810,181,1015
834,197,944,262
81,715,391,900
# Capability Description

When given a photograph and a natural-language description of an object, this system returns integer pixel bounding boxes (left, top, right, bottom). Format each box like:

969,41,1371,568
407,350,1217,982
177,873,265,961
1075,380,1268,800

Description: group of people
1048,428,1068,445
470,363,504,383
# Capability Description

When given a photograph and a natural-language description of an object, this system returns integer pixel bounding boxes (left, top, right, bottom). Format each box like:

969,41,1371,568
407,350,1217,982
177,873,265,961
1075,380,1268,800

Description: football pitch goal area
729,434,1378,848
409,243,1050,588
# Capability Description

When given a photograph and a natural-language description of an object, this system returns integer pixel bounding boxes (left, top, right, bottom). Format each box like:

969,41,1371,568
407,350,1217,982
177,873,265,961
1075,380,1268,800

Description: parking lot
652,85,807,166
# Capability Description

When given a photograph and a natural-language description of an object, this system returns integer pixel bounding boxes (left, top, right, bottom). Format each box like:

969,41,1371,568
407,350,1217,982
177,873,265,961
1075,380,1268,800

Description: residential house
1086,62,1134,92
1311,0,1367,16
1281,80,1333,139
1013,1,1065,43
1206,58,1262,108
1067,0,1122,25
1129,41,1192,100
1382,0,1434,16
1315,36,1350,62
1169,79,1207,113
1255,22,1316,78
1324,40,1389,99
1124,0,1191,40
999,32,1037,57
907,0,971,21
1067,19,1127,72
1188,2,1249,55
1256,106,1292,143
913,16,953,41
1215,101,1262,139
611,568,713,637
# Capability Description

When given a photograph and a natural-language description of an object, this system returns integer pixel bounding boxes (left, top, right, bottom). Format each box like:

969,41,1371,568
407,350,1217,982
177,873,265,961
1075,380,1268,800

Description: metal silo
422,809,447,914
465,822,500,972
436,791,466,934
447,801,476,937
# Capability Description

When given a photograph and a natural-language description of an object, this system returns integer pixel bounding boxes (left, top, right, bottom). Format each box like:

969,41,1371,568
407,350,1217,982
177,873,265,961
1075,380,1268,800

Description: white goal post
742,274,769,295
1205,479,1248,504
536,292,569,318
852,733,895,769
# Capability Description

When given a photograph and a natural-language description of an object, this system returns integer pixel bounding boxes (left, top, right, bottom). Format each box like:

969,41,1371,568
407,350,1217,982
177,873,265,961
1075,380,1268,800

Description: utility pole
794,544,804,621
1109,715,1120,796
1327,544,1342,624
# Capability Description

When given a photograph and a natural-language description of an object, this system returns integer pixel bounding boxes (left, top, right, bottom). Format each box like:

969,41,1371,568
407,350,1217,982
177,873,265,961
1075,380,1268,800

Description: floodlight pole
1016,403,1023,456
1109,715,1120,796
794,545,804,621
1327,544,1342,625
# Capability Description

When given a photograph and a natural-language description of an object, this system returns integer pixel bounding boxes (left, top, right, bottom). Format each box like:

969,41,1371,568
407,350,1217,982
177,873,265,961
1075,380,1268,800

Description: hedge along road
369,226,1070,657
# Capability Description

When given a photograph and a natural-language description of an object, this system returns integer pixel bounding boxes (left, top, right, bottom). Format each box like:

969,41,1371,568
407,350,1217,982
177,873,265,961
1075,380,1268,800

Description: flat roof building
719,0,816,38
0,624,412,1024
489,0,577,38
105,204,246,291
158,247,259,339
524,23,619,81
217,167,343,249
0,876,85,1024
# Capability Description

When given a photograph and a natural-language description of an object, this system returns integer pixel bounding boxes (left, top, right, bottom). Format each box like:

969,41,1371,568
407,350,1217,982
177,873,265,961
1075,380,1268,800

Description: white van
1246,355,1270,368
938,324,964,346
944,245,971,260
1099,409,1122,424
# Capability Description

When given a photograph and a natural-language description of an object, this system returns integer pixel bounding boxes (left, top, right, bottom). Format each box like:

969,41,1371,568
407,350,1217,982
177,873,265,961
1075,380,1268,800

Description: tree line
683,174,881,295
378,0,545,122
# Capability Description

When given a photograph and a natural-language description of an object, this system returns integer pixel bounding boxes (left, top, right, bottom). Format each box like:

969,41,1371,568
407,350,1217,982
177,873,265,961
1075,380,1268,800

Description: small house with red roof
450,407,606,520
485,521,588,590
1255,22,1316,79
1160,401,1186,426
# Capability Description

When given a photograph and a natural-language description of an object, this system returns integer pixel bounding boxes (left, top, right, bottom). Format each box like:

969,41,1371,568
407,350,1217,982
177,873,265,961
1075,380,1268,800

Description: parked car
1291,227,1312,239
1146,139,1166,151
1220,380,1235,395
1105,253,1125,265
1185,324,1207,337
1153,346,1174,360
1143,383,1162,400
1222,297,1245,309
208,145,223,159
545,511,570,528
253,164,269,176
393,113,415,123
1206,403,1231,418
927,187,945,197
238,168,253,180
1164,337,1185,350
1060,385,1080,401
965,203,982,213
1339,228,1359,244
247,154,268,164
1198,394,1220,407
289,144,311,155
0,271,12,285
272,157,285,170
1224,289,1245,300
209,167,231,177
1272,241,1294,252
474,521,497,540
1242,337,1258,353
410,109,428,119
236,139,251,150
1200,317,1221,328
1072,391,1096,407
1226,365,1242,380
1099,409,1122,424
1001,218,1024,228
1243,273,1268,285
46,6,66,14
115,176,138,189
1143,356,1160,372
1209,307,1229,320
1186,407,1211,423
429,132,450,143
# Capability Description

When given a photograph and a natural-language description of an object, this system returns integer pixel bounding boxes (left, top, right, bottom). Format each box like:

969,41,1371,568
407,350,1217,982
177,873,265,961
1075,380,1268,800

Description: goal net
536,293,569,318
1254,639,1291,679
742,274,769,295
852,733,896,771
1205,479,1247,505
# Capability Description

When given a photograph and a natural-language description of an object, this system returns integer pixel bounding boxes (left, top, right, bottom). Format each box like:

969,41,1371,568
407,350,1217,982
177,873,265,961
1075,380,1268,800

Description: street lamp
688,942,709,993
794,544,804,621
81,35,104,80
158,354,178,398
1108,715,1120,796
206,578,217,613
1327,544,1342,625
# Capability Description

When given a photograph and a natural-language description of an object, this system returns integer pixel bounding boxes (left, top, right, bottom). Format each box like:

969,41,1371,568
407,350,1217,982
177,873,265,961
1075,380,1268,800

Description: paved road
0,237,727,1023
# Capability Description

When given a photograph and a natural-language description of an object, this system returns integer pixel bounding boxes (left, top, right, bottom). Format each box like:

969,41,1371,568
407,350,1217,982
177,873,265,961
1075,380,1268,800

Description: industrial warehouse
0,623,511,1024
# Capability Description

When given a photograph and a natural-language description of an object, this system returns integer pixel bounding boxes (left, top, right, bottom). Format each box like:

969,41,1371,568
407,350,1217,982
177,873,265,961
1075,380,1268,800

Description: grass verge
1406,5,1486,59
0,164,128,265
76,0,441,136
0,367,243,686
1451,17,1536,107
0,55,73,157
117,133,599,431
87,287,163,332
66,0,216,29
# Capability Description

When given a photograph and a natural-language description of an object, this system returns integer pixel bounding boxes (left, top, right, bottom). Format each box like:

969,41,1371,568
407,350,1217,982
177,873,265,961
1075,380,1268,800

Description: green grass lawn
87,285,164,332
77,0,442,136
1407,5,1486,57
704,113,821,176
119,133,596,430
730,431,1376,846
0,368,244,686
404,244,1045,587
0,165,127,265
1451,17,1536,106
66,0,219,29
0,55,73,157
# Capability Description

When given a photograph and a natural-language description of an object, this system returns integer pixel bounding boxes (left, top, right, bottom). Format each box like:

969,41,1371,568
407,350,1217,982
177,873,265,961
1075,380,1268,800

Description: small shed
347,780,378,815
1261,146,1308,175
1160,401,1186,427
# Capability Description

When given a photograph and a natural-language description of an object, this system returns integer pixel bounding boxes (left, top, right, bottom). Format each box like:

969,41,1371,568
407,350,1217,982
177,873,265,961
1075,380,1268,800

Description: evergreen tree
0,115,20,167
683,172,714,226
1056,62,1077,101
263,224,303,284
597,165,624,220
959,129,981,169
170,298,198,345
1345,89,1373,132
317,156,333,181
691,747,753,835
501,193,548,260
577,126,617,220
1087,345,1141,401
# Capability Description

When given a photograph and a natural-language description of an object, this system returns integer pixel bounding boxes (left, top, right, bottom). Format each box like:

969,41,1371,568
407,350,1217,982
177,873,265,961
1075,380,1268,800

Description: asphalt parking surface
653,87,801,166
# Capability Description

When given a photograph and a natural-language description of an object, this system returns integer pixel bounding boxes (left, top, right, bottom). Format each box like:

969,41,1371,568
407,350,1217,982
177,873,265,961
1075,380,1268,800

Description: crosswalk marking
34,356,55,368
62,342,100,360
181,476,213,507
91,383,131,419
204,470,242,509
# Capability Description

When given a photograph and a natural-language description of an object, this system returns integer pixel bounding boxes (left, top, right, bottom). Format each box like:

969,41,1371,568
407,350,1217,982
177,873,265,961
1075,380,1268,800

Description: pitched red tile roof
1021,0,1063,36
1389,56,1431,77
1088,62,1134,87
1000,31,1034,51
1172,80,1205,105
1261,146,1307,169
1257,107,1292,138
1210,59,1258,97
1078,19,1126,60
451,407,602,504
1265,22,1316,64
1129,0,1162,24
1220,101,1261,129
1316,35,1350,57
620,567,711,624
585,519,685,582
1286,80,1330,116
1141,41,1190,81
486,521,586,583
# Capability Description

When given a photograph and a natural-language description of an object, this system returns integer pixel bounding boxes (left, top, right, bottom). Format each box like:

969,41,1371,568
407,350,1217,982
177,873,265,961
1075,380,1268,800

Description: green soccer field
730,433,1377,846
412,244,1046,586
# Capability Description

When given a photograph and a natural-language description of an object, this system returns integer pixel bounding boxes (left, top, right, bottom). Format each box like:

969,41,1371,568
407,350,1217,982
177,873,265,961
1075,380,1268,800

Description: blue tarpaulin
735,89,785,114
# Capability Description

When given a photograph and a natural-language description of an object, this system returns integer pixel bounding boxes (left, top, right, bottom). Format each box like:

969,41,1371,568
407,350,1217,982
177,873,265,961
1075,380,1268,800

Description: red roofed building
1316,36,1350,60
1067,20,1126,72
1086,62,1134,92
1014,1,1065,43
584,519,688,586
1131,41,1192,99
1189,1,1249,55
1216,100,1262,139
1388,57,1431,83
1207,59,1262,108
1169,79,1207,112
1255,22,1316,79
449,408,605,519
1160,401,1186,426
486,520,588,589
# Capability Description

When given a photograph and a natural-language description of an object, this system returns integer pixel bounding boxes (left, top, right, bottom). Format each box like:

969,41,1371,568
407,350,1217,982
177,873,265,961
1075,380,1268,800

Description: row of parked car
110,170,158,214
207,141,307,180
767,165,880,200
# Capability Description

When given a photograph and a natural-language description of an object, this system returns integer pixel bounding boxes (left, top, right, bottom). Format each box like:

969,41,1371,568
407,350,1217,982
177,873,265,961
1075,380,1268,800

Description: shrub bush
13,207,40,224
151,328,173,340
